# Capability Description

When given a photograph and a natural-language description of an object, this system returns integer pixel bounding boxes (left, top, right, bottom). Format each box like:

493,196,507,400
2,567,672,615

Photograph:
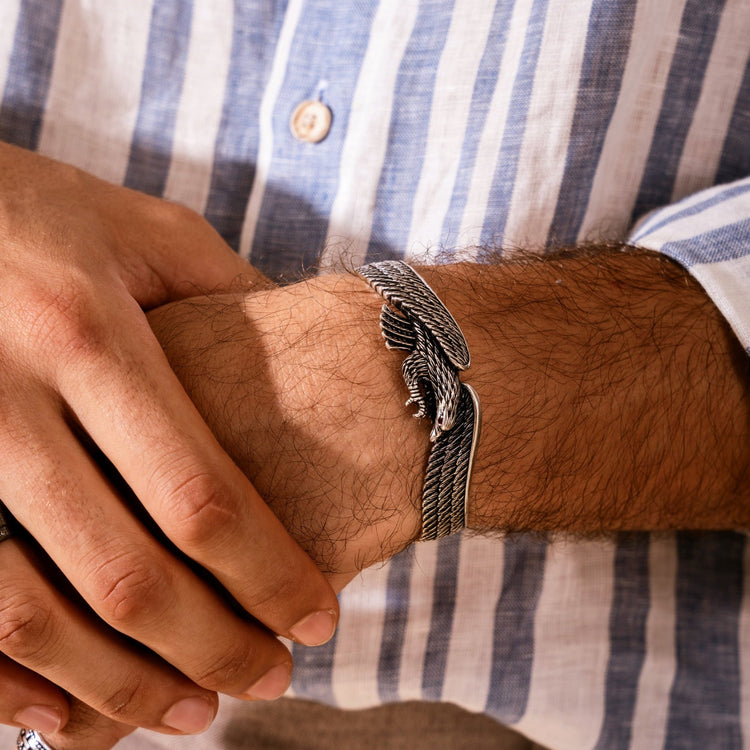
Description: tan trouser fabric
0,699,552,749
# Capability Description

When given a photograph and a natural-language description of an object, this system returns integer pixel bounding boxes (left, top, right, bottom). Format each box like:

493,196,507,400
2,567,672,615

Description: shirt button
290,100,332,143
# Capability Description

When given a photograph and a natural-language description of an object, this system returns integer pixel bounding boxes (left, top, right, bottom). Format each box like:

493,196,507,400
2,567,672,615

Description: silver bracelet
357,261,481,540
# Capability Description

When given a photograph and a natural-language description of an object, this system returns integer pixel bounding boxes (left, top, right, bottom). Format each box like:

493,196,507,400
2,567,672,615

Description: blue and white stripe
632,0,730,221
203,1,288,252
440,534,505,712
594,535,651,750
547,0,637,246
0,1,23,102
320,0,421,270
162,0,235,214
632,176,750,353
629,536,678,749
718,59,750,186
0,0,62,151
665,533,745,749
670,0,750,202
576,0,688,242
1,2,749,749
38,1,154,183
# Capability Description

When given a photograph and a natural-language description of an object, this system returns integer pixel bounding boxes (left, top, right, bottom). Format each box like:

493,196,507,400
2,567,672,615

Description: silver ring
17,729,53,750
0,501,15,543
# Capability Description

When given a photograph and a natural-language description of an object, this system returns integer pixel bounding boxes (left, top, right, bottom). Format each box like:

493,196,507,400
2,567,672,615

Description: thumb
144,201,272,301
98,181,272,305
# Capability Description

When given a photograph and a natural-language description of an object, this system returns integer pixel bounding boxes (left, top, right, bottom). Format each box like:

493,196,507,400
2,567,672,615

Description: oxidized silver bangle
357,260,481,540
17,729,53,750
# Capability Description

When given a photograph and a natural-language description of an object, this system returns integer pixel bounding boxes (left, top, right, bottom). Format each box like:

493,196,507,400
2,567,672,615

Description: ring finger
0,537,222,733
0,648,68,735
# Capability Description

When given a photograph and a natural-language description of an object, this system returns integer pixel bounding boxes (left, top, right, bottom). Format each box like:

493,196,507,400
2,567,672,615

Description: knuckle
17,276,110,363
245,566,304,613
97,671,149,721
191,642,259,692
0,592,58,664
159,469,239,550
90,551,174,630
163,200,210,235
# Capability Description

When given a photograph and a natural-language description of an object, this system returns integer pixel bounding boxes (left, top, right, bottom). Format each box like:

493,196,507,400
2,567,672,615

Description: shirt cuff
628,176,750,355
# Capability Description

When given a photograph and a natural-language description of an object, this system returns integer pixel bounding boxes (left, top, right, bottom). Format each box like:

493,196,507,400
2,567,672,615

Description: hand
0,143,338,738
27,273,424,750
150,274,430,592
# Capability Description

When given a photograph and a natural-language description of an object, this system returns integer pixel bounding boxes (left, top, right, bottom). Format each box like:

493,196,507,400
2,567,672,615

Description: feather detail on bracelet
358,261,467,441
357,260,481,540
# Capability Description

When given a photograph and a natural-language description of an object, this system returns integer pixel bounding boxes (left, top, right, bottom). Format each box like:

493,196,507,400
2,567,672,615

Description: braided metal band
17,729,53,750
357,261,481,540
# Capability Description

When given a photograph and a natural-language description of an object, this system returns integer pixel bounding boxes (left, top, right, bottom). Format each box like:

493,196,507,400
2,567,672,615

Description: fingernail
243,663,291,701
13,705,62,734
289,609,337,646
162,696,216,734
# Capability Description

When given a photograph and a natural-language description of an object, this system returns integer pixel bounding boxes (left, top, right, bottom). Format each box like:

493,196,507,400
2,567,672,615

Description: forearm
418,249,750,532
149,246,750,578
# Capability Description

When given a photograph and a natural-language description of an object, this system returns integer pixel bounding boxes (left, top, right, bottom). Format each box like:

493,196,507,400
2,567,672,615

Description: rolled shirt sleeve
629,177,750,355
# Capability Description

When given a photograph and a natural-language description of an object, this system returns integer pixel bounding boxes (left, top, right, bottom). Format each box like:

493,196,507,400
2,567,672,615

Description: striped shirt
0,1,748,748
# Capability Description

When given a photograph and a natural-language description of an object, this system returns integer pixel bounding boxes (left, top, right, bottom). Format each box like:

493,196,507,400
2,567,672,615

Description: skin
50,246,749,749
0,144,338,741
151,251,750,557
2,162,748,748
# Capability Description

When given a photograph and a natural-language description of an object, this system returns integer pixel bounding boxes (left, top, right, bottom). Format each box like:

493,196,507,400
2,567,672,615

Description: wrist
150,274,427,586
244,274,427,546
